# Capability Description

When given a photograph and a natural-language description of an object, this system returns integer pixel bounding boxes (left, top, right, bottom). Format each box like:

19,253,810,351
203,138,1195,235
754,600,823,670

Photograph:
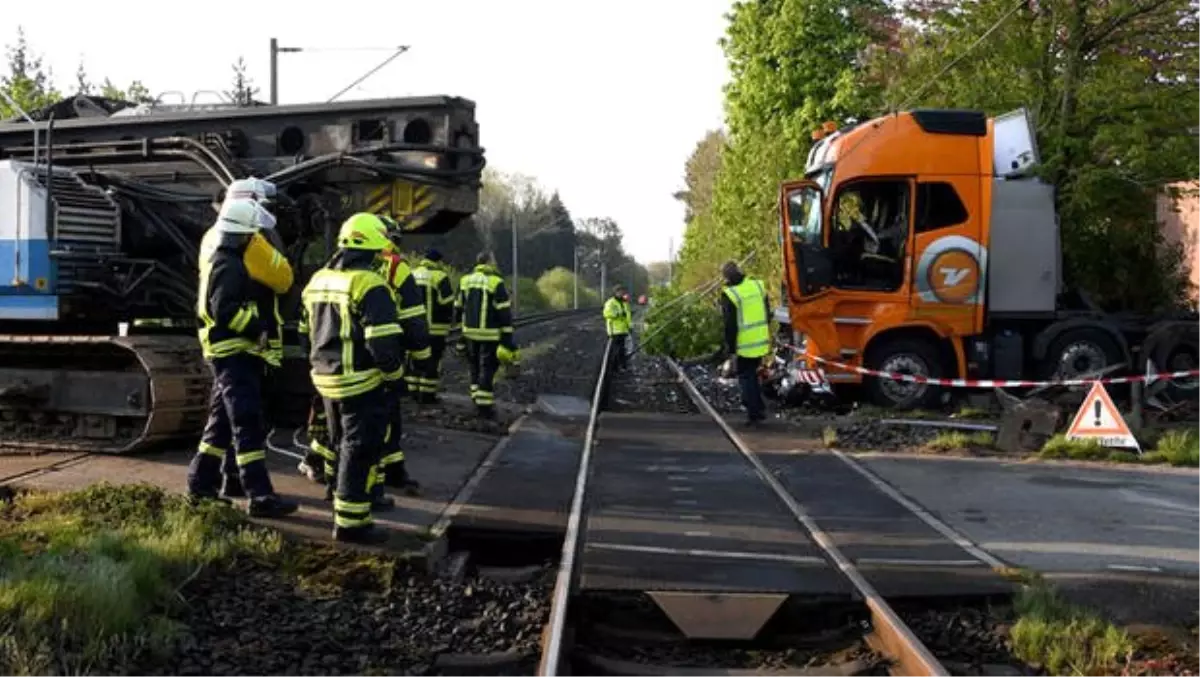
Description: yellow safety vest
458,266,512,342
603,296,632,336
413,261,455,336
722,278,771,359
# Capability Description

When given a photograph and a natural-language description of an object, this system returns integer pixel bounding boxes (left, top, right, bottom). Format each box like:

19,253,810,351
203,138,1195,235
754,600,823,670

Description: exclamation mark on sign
1093,400,1103,426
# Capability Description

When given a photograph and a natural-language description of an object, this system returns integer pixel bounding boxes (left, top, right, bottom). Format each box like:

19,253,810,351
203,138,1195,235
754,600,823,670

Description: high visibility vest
722,278,771,358
196,227,292,359
603,296,632,336
301,267,404,400
413,261,455,336
457,265,512,342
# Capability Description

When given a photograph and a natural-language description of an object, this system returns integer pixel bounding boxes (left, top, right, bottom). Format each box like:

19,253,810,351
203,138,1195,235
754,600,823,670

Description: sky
3,0,734,264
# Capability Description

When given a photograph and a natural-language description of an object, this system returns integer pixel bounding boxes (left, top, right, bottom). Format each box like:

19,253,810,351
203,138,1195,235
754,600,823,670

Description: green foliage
0,484,280,675
536,266,599,310
925,430,995,451
1039,434,1110,461
1150,428,1200,466
0,27,61,119
513,277,548,313
1039,429,1199,466
224,56,259,106
1010,579,1134,675
641,284,724,359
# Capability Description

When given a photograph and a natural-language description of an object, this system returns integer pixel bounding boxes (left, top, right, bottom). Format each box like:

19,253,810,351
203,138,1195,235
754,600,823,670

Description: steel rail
665,357,949,677
538,336,613,676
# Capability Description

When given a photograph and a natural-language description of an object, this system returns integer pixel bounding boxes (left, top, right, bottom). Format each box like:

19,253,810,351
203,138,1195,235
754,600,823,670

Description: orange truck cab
778,108,1198,409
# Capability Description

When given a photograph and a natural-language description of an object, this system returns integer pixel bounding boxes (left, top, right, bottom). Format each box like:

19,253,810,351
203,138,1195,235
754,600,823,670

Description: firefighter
719,261,772,426
187,198,298,517
408,249,456,404
300,213,407,544
455,251,517,419
603,284,633,371
376,222,430,494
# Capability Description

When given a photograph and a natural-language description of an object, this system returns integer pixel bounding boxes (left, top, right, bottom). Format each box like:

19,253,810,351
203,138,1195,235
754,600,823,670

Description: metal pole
269,38,279,105
600,261,607,300
573,247,579,309
511,212,519,311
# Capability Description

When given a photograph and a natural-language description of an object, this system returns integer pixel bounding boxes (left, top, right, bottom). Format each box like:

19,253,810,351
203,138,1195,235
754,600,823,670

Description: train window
915,182,968,233
828,179,910,293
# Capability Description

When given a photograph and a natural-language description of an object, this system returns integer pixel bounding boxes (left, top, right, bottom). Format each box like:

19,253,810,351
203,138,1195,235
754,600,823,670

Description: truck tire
864,338,944,410
1039,328,1124,382
1156,338,1198,399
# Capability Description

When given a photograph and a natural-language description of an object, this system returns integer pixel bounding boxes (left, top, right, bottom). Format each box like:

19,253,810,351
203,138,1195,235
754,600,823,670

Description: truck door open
779,180,834,301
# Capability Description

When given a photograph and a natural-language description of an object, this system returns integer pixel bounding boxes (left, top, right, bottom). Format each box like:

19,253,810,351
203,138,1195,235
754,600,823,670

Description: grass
1009,577,1134,675
925,430,995,451
953,405,994,420
0,483,281,675
1038,429,1199,467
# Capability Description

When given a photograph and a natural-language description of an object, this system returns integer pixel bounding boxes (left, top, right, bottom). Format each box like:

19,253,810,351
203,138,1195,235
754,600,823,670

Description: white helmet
225,177,277,203
216,198,274,234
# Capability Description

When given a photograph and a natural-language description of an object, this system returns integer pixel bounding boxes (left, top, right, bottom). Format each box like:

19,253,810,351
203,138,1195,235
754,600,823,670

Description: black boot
384,463,421,496
333,524,390,545
297,454,326,484
248,494,299,518
371,484,396,511
477,405,495,420
221,475,246,499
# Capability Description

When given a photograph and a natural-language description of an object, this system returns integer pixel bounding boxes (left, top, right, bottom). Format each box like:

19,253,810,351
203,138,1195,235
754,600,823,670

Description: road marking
670,486,693,493
829,450,1005,569
644,465,709,473
684,530,712,537
1117,488,1200,516
667,475,691,481
1107,564,1163,573
674,499,699,506
856,558,984,567
679,514,705,521
588,542,825,565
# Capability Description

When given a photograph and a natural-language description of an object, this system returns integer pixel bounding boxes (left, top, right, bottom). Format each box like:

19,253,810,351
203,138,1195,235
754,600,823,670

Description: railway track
523,346,1010,676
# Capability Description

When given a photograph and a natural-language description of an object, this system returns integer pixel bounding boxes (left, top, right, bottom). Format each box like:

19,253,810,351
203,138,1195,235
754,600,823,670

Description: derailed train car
0,93,484,452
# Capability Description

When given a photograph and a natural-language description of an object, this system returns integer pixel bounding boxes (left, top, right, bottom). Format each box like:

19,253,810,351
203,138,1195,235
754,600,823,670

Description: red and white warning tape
782,344,1200,389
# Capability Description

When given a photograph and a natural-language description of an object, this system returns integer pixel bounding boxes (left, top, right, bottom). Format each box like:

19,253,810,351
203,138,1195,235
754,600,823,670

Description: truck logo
915,235,988,305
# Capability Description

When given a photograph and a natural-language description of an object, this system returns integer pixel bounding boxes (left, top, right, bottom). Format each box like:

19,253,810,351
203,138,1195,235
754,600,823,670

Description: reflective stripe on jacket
196,227,293,359
455,264,514,344
379,254,432,361
722,277,771,358
413,260,456,336
603,296,632,336
301,261,405,400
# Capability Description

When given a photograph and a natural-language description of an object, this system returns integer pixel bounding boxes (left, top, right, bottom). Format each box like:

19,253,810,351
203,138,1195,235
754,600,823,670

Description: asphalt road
855,454,1198,576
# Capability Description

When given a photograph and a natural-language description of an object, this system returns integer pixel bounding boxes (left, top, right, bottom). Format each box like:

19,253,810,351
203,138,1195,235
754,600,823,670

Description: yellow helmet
337,213,392,252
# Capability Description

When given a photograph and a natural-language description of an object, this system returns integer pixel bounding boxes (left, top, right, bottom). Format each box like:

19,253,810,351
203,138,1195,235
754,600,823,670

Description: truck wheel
864,338,944,410
1157,339,1198,399
1039,329,1123,382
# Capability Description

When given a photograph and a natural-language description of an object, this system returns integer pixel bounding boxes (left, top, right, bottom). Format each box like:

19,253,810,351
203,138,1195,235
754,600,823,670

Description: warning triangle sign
1065,382,1140,451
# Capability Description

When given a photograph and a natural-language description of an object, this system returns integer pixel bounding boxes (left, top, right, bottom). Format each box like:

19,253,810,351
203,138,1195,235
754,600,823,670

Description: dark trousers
407,335,447,396
188,353,275,498
323,388,387,531
378,383,407,485
737,356,765,421
466,339,499,413
304,394,337,478
610,333,628,370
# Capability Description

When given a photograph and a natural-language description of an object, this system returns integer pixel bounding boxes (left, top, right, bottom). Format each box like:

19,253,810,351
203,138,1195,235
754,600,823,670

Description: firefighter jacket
455,263,514,348
197,226,294,360
379,253,432,361
299,249,406,400
720,273,771,359
413,259,456,336
603,295,632,336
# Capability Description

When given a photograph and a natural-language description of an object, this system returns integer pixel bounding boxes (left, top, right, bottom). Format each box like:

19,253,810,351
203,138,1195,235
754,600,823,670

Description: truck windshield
785,184,823,246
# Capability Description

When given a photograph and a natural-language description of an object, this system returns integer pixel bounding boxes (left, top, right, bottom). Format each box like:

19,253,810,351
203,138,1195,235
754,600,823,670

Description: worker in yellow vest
719,261,772,426
602,285,633,370
408,249,456,403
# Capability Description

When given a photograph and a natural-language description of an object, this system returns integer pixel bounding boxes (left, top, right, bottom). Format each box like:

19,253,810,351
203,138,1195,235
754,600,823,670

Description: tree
674,129,726,224
673,0,895,292
225,57,259,106
100,77,154,104
74,61,92,95
645,261,672,287
868,0,1198,310
0,27,61,118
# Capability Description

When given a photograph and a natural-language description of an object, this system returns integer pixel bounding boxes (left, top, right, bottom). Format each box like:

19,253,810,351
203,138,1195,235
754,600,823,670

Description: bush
513,277,548,313
641,284,724,359
536,267,599,310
